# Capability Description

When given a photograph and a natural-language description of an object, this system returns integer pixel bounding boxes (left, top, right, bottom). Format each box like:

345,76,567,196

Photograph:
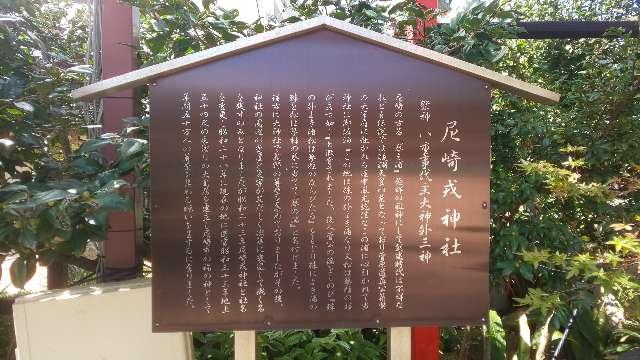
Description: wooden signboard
150,28,491,332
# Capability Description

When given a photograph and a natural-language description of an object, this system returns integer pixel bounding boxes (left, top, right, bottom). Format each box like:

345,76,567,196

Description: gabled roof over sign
71,16,560,104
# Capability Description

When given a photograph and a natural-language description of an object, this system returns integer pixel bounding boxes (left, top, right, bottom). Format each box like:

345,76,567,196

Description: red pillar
413,0,438,40
413,0,440,359
100,0,139,281
412,327,440,359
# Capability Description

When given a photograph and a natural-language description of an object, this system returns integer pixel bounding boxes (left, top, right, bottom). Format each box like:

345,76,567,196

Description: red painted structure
413,0,440,359
414,0,438,39
412,326,440,359
100,0,139,280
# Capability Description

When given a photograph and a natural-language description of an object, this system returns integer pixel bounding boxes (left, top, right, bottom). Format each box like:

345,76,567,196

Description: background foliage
194,329,386,360
1,0,639,358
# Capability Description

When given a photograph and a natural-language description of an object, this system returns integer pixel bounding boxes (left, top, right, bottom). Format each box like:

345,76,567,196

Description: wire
551,308,578,359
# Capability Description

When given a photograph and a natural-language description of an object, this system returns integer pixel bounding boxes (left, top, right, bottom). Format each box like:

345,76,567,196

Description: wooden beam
388,327,412,360
234,330,256,360
71,16,560,104
71,17,329,101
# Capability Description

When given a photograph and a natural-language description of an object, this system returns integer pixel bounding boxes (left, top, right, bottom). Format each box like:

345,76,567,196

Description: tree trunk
47,260,68,290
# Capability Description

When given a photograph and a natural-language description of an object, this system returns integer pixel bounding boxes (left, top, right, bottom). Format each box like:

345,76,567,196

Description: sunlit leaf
66,65,93,74
14,101,34,112
517,312,531,359
77,138,111,154
487,310,506,360
30,189,77,206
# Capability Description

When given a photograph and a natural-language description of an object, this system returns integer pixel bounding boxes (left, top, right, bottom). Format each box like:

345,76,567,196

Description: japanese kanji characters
417,99,433,264
440,119,463,256
180,91,195,309
176,90,473,316
199,92,213,313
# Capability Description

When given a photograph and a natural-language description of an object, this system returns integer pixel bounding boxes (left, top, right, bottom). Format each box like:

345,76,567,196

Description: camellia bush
0,0,146,289
1,0,638,358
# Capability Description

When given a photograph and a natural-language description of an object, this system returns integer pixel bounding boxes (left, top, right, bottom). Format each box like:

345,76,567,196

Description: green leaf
66,65,93,74
100,179,129,192
77,138,111,154
484,0,500,14
569,310,604,359
487,310,506,360
551,331,563,341
10,255,37,289
221,8,239,20
253,22,265,33
95,192,130,211
0,15,22,22
118,138,147,159
30,189,77,206
388,1,409,15
172,36,194,56
69,228,89,253
202,0,214,11
494,11,514,19
363,9,378,18
519,262,534,281
521,248,550,267
0,184,28,202
151,18,168,32
515,288,561,316
606,235,640,255
16,133,43,147
13,101,34,112
48,179,86,193
70,157,103,176
18,227,37,249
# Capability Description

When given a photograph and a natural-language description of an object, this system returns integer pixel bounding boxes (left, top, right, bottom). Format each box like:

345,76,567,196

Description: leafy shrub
194,329,385,360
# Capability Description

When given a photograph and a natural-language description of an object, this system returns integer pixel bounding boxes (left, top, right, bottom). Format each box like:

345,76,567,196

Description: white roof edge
71,16,560,104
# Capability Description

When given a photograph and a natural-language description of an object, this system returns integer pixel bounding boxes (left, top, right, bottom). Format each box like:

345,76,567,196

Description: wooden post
234,330,257,360
388,327,412,360
100,0,140,281
46,260,68,289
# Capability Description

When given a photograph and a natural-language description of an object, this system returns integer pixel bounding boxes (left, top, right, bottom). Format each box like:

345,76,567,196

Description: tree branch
58,254,98,273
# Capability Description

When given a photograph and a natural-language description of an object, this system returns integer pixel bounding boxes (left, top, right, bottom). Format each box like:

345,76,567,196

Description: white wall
13,278,193,360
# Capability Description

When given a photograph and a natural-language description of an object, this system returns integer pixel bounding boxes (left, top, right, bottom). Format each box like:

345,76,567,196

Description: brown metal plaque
151,29,490,332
